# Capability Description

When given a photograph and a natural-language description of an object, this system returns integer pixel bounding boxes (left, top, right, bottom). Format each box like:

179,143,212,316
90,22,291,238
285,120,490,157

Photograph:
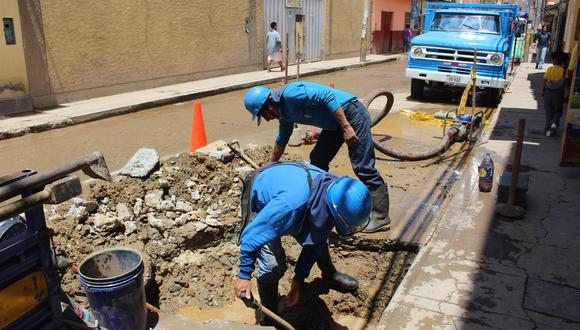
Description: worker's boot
363,184,391,233
317,245,359,293
257,280,279,326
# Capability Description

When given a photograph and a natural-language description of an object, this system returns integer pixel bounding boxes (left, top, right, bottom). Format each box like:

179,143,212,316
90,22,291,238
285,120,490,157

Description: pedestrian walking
266,22,284,72
542,51,566,137
243,82,390,232
535,25,551,69
403,24,412,53
233,162,371,326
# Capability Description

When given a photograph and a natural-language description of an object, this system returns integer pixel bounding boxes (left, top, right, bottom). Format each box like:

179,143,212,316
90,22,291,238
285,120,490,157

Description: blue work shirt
238,162,336,282
271,82,357,146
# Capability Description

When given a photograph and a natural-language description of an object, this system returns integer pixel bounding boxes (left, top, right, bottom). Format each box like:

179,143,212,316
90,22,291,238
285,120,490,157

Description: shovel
496,119,526,219
226,140,260,170
240,293,295,330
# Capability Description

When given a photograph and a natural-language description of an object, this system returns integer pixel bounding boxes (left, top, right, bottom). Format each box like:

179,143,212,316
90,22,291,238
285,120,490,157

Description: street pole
360,0,370,62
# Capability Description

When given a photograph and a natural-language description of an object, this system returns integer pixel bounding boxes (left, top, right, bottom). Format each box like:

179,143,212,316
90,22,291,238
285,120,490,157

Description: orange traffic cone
189,101,207,152
329,82,335,88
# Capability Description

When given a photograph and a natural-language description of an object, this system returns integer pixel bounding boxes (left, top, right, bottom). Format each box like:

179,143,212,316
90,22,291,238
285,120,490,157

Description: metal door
263,0,323,65
301,0,324,61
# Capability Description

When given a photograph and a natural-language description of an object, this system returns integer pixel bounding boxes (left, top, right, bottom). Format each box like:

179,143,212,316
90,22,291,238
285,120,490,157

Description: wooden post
296,44,300,81
284,33,289,84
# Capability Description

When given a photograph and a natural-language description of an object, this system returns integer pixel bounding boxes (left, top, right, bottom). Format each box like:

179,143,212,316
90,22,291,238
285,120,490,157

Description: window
430,13,500,34
4,18,16,45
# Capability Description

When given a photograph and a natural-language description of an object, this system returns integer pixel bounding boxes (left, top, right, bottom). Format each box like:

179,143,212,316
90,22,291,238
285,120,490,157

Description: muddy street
0,60,410,175
2,58,498,329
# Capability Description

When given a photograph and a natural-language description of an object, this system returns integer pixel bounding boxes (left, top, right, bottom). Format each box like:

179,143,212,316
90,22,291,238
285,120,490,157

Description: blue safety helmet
244,86,271,124
326,177,372,236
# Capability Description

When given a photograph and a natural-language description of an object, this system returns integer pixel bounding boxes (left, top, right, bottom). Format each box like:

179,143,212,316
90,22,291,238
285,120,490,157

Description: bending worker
233,162,371,326
243,82,389,232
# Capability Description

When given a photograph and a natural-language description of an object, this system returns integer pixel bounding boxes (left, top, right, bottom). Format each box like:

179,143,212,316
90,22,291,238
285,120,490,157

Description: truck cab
406,2,518,102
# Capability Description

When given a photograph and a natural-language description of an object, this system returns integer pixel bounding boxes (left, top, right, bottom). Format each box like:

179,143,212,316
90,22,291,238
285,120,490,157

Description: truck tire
411,79,425,99
485,88,502,106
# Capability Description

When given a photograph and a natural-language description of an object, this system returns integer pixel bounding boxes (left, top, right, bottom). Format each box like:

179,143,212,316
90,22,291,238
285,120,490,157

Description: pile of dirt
49,145,416,327
51,146,287,311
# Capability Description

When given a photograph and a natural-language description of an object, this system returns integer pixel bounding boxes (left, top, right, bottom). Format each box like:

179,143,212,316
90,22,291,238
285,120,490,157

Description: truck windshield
430,13,500,34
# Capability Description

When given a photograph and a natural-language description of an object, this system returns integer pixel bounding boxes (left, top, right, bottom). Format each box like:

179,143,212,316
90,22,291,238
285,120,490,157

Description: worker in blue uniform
243,82,390,232
233,162,372,326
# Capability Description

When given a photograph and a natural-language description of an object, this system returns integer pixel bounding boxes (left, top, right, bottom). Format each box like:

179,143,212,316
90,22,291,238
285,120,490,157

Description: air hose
363,89,461,161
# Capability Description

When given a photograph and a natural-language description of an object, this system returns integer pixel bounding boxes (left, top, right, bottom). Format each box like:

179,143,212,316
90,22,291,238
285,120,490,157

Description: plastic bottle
478,153,494,192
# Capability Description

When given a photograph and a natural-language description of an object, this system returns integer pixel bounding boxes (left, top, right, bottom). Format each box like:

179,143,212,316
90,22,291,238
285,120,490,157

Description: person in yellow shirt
542,51,566,137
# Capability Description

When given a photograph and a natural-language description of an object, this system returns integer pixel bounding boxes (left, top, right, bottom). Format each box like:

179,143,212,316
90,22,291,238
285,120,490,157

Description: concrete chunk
195,140,234,163
119,148,160,178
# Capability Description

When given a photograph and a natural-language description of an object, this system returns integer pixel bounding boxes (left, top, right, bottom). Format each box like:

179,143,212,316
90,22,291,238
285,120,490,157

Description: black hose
363,88,458,161
362,89,394,127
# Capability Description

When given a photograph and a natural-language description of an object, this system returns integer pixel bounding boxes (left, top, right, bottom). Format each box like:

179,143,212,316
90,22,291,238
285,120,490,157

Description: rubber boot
317,245,359,293
257,280,279,327
363,184,391,233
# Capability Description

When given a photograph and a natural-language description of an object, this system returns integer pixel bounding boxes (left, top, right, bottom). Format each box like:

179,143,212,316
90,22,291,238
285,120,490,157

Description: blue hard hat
326,177,372,236
244,86,271,121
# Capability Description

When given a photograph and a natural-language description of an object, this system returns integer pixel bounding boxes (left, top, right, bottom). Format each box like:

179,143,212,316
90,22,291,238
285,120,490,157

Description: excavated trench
49,146,419,329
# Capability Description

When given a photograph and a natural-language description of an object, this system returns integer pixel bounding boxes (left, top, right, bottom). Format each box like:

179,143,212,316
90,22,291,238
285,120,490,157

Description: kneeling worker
233,162,371,326
244,82,390,232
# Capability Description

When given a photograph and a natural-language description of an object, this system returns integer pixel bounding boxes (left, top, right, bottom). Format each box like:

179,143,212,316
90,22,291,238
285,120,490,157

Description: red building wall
371,0,412,53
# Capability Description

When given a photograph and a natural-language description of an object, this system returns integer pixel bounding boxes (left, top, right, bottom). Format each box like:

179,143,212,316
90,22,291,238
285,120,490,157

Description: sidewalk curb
0,57,397,141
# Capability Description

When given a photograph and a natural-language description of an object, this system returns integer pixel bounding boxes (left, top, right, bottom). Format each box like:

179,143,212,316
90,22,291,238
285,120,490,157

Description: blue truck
406,2,519,102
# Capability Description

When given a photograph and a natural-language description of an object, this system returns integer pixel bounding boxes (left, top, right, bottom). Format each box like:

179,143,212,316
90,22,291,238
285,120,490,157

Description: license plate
447,75,462,83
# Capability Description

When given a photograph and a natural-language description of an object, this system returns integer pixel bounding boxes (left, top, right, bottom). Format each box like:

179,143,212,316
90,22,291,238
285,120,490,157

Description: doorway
381,11,393,53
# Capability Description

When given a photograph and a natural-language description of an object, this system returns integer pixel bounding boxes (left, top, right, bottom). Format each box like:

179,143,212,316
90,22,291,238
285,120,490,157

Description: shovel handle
239,292,260,309
239,293,296,330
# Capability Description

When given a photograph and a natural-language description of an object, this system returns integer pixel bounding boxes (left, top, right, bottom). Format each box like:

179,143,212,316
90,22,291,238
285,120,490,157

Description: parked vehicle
406,2,519,103
511,16,528,63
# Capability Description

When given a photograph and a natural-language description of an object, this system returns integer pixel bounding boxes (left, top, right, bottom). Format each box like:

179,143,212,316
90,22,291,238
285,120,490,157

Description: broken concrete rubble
93,213,122,232
119,148,160,178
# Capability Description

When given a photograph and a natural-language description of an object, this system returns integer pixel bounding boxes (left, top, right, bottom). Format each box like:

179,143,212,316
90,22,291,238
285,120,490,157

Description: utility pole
360,0,370,62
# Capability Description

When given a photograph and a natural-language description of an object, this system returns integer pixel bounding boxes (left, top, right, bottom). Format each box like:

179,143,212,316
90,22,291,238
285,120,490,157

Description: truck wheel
485,88,502,106
411,79,425,99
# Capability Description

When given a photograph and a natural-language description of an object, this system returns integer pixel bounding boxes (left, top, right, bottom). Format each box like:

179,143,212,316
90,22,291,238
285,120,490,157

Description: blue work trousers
309,100,385,189
256,238,287,283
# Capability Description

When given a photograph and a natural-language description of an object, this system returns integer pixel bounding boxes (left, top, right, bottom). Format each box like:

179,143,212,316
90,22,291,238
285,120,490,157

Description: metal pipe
0,176,81,221
0,152,110,202
472,49,477,116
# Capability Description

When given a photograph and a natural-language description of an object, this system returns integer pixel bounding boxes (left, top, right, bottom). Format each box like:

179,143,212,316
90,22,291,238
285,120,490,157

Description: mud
50,145,416,329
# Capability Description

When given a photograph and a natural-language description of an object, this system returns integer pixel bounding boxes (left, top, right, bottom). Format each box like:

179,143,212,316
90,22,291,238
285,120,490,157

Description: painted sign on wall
286,0,302,8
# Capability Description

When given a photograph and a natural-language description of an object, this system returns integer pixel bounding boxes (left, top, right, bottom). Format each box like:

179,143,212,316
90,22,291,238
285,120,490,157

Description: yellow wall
325,0,364,58
38,0,262,102
0,0,29,99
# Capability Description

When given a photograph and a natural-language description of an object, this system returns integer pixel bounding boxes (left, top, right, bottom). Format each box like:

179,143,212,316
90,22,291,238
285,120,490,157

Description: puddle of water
179,299,377,330
178,299,258,325
334,314,377,330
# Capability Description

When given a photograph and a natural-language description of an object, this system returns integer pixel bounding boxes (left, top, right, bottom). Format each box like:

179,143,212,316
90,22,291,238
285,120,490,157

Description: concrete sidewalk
379,63,580,329
0,54,400,140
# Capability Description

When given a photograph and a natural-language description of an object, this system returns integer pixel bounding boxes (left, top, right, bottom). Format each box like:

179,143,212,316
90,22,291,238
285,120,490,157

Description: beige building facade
1,0,32,114
2,0,367,115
